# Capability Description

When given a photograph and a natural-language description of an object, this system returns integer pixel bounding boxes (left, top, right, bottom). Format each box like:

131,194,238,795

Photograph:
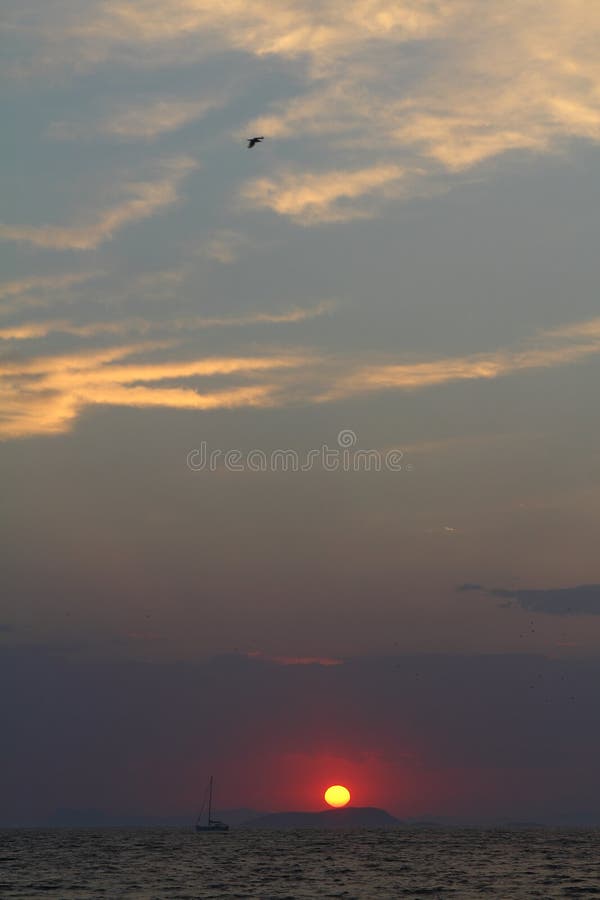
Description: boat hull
195,824,229,833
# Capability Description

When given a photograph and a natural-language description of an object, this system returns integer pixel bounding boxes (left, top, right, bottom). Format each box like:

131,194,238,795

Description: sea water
2,827,600,898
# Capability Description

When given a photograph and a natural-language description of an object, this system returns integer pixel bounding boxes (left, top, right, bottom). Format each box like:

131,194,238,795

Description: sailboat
195,776,229,832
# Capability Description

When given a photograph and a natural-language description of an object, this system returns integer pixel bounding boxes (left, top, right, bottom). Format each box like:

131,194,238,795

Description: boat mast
208,775,213,825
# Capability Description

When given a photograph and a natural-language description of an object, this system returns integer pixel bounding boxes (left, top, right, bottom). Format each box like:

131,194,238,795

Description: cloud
201,230,253,264
0,343,308,438
6,1,456,73
0,272,105,317
0,157,197,250
49,94,228,141
241,164,409,224
3,310,600,438
462,582,600,615
6,2,600,226
401,432,522,457
325,316,600,400
488,585,600,616
234,1,600,209
247,2,600,154
0,300,337,341
399,2,600,172
237,2,600,221
543,317,600,341
0,272,99,302
0,270,187,318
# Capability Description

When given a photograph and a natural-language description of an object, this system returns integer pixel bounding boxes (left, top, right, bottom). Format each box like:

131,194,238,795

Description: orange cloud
0,343,306,438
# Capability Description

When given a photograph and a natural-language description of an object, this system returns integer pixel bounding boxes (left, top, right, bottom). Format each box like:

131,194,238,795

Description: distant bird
247,136,264,149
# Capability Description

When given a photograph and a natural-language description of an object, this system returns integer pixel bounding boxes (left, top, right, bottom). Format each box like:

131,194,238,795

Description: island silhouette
40,806,548,829
241,806,402,829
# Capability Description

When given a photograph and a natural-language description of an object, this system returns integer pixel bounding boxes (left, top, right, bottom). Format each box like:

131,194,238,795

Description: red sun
324,785,351,808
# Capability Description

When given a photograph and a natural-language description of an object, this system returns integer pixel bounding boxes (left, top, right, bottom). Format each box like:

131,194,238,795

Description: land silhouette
241,806,402,829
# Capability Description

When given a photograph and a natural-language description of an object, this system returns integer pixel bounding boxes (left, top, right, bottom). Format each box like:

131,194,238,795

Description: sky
2,0,600,825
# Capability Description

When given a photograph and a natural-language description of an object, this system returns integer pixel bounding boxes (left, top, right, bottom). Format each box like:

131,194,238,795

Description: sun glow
324,784,351,808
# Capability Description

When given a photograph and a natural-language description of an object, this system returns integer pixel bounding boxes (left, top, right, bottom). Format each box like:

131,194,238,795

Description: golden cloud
0,343,307,439
5,2,600,227
3,313,600,439
241,165,408,224
44,1,456,67
240,1,600,217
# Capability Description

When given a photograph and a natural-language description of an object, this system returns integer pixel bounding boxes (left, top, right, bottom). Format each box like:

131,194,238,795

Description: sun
324,785,351,808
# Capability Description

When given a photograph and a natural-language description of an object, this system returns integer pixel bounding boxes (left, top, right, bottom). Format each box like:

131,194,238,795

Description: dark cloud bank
459,583,600,615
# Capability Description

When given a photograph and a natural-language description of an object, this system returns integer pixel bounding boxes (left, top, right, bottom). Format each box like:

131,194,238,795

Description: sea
2,827,600,899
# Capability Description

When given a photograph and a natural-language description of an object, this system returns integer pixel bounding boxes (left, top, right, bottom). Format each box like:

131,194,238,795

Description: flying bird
247,136,264,149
